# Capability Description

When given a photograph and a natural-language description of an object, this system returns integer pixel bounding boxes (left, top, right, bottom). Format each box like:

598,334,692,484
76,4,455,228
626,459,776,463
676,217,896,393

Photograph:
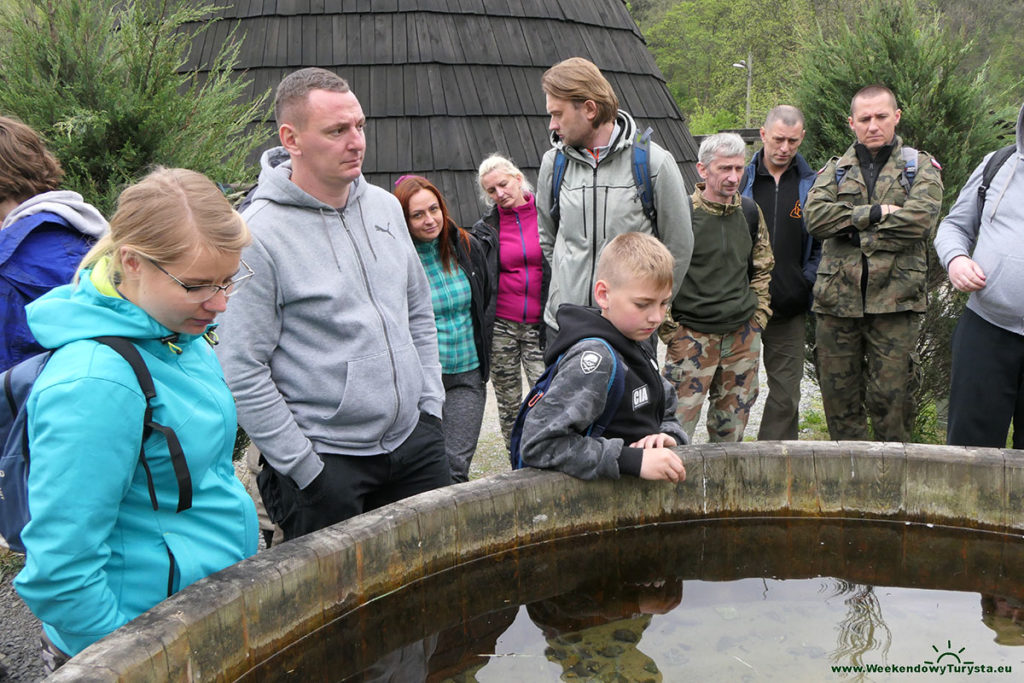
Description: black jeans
265,413,451,541
947,308,1024,449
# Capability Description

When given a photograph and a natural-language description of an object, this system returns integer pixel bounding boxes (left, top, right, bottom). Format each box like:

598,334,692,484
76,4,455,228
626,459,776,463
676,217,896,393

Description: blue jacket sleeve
1,221,91,369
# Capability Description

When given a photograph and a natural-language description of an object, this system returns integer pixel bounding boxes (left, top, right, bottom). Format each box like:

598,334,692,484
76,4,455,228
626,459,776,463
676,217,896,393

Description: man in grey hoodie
934,100,1024,449
216,68,449,541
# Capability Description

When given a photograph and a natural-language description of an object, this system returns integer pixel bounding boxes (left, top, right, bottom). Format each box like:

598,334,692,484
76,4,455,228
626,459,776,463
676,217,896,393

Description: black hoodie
520,304,688,480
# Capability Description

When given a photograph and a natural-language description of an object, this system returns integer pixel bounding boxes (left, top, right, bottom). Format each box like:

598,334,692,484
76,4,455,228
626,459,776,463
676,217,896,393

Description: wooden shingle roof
188,0,700,225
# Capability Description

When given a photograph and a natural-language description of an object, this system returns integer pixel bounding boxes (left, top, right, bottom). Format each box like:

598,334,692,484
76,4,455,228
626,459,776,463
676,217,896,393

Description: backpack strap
898,146,918,194
740,196,759,243
834,158,847,186
508,336,625,469
550,129,659,240
977,144,1016,217
582,338,626,438
739,196,760,278
549,149,569,230
93,336,192,513
631,127,659,239
4,368,16,415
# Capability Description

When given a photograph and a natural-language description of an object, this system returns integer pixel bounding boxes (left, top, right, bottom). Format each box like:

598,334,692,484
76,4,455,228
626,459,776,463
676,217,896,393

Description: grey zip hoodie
216,148,443,488
935,101,1024,335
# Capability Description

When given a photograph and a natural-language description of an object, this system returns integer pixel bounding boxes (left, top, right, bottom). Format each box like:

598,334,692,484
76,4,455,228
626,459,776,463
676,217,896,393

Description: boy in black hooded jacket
521,233,688,481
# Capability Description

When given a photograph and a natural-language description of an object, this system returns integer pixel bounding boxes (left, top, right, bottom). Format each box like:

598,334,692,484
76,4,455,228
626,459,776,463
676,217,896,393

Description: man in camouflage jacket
805,85,943,442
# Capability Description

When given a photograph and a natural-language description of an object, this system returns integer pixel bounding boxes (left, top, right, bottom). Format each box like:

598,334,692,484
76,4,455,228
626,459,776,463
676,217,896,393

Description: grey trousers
442,368,486,483
757,313,806,441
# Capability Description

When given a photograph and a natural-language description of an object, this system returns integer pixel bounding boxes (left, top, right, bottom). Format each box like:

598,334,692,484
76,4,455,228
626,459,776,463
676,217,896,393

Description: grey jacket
935,101,1024,335
536,109,693,329
216,148,443,488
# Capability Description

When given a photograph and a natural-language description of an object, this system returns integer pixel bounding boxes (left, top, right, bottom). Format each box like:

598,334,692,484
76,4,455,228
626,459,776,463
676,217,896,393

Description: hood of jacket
1,190,108,237
547,304,650,368
547,109,638,162
26,265,206,350
249,146,369,210
1016,99,1024,156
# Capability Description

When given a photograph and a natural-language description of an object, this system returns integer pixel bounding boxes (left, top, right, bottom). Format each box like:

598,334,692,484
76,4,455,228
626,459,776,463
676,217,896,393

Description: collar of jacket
547,109,638,161
692,184,742,215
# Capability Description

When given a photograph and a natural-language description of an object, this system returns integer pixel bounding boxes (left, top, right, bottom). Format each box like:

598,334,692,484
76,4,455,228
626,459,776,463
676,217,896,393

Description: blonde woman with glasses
13,168,258,672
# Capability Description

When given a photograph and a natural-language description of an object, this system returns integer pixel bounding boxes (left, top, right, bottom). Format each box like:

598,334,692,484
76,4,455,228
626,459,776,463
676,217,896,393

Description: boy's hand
639,448,686,482
630,433,678,449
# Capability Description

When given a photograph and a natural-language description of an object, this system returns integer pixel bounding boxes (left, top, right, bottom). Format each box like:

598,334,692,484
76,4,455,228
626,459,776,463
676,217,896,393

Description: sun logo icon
924,641,974,665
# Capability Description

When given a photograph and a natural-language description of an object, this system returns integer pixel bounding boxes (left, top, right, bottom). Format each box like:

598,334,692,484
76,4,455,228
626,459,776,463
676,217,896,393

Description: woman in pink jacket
473,154,550,456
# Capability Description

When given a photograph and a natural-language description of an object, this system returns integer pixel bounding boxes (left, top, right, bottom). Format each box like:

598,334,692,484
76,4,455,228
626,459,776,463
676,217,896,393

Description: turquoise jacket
14,268,258,656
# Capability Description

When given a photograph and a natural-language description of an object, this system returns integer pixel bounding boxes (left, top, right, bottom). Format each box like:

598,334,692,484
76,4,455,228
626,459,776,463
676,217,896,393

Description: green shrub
0,0,268,215
0,549,24,582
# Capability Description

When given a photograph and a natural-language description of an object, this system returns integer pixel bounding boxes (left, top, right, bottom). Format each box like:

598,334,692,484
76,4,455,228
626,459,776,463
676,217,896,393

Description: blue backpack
835,146,919,193
508,337,626,470
0,336,190,554
550,127,659,239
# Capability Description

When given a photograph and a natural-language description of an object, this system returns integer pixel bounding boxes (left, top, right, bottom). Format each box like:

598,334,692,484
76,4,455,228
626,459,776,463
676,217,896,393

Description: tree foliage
795,0,1008,206
795,0,1010,438
0,0,268,215
641,0,808,133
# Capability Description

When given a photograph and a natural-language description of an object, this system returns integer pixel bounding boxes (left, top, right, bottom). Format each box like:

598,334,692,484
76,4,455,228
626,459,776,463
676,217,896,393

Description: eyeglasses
148,258,255,303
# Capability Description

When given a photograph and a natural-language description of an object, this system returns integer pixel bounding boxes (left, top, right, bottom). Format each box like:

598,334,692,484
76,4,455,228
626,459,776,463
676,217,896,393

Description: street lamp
732,50,752,128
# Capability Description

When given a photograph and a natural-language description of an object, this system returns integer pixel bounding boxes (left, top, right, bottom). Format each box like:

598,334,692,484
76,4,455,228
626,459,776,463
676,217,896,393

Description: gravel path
0,353,820,681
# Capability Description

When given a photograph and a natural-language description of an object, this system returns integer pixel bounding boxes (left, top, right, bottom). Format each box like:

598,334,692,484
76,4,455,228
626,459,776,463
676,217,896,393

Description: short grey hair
763,105,805,129
698,133,747,167
476,153,534,206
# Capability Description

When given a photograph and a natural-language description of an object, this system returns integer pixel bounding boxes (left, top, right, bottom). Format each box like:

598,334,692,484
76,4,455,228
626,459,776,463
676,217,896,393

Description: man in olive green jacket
805,85,943,442
663,133,774,442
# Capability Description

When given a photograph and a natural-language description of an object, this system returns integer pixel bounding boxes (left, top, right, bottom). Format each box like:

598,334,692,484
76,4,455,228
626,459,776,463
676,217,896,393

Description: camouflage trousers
814,312,922,442
662,320,761,442
490,318,546,452
245,445,284,548
40,628,70,674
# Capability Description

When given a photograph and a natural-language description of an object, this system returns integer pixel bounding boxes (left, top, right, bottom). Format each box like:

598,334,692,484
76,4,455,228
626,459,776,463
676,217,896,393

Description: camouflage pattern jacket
804,135,943,317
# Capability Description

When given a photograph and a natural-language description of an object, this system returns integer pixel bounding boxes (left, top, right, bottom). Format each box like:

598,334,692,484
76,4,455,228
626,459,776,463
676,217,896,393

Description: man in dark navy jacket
740,105,820,440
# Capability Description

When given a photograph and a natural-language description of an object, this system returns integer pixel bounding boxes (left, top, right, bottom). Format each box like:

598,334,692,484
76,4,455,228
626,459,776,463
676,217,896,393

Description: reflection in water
526,578,683,681
827,582,892,675
241,519,1024,682
981,595,1024,646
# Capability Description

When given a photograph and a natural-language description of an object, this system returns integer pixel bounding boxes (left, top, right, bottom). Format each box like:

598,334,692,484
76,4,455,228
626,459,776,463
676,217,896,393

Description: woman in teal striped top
394,176,493,483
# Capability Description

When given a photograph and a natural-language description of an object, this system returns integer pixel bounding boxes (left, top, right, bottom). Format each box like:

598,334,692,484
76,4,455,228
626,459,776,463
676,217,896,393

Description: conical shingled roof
188,0,700,225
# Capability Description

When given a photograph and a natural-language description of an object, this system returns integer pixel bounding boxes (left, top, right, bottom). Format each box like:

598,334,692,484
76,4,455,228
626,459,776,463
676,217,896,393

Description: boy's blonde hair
595,232,673,292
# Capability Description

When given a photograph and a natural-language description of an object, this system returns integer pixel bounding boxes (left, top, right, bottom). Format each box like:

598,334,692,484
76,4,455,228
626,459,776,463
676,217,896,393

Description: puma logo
375,223,395,239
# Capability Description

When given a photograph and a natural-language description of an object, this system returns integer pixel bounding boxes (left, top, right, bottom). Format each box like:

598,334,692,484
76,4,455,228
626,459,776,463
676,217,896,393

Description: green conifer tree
0,0,268,215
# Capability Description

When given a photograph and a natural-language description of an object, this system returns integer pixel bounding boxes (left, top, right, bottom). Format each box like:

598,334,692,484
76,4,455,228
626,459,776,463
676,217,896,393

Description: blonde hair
541,57,619,128
595,232,674,292
476,153,533,206
80,167,250,285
